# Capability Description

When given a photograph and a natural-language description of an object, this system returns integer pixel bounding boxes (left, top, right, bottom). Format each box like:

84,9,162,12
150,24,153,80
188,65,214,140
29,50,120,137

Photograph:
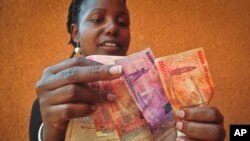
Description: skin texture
35,0,225,141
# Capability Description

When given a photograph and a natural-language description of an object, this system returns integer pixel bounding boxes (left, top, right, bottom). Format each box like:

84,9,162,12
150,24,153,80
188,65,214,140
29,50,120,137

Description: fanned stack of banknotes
65,48,214,141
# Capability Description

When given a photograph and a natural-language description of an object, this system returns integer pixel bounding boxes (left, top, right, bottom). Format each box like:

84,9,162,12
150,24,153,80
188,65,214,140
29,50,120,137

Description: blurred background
0,0,249,140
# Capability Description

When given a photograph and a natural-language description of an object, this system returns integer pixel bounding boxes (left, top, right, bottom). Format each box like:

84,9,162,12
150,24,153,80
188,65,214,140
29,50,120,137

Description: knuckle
209,109,218,121
39,104,49,120
94,92,103,102
185,121,195,134
181,121,188,131
35,80,44,94
37,93,49,108
66,85,79,99
37,96,46,106
62,68,79,82
61,105,73,120
91,65,105,78
43,67,52,74
71,57,82,66
209,107,223,122
41,109,50,120
35,77,53,94
82,105,92,115
99,92,107,102
211,125,226,141
41,111,48,121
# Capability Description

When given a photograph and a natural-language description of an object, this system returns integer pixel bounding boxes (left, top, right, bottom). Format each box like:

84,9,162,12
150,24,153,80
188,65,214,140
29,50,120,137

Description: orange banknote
155,48,214,111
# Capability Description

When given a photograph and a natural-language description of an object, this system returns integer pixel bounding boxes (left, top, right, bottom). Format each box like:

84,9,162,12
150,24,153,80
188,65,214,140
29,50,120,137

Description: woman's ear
71,24,80,42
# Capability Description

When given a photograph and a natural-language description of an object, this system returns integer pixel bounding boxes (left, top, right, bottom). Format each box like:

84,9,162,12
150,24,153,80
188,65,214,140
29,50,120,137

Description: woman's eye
117,20,129,27
117,18,130,27
91,18,104,24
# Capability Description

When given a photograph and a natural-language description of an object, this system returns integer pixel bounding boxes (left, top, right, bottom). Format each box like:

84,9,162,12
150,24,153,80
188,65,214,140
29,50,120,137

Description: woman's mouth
101,42,118,47
99,41,121,52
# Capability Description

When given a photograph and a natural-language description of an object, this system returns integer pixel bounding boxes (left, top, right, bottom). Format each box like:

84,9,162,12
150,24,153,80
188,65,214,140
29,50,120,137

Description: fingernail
175,110,185,118
107,94,117,101
91,105,97,111
176,121,183,131
176,137,185,141
109,65,122,75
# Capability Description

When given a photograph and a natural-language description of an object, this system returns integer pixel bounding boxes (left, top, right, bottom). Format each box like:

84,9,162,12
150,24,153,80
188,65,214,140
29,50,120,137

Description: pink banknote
87,55,153,141
115,48,175,140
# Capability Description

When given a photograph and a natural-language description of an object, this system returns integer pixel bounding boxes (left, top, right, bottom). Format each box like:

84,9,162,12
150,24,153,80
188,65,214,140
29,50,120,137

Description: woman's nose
105,21,119,37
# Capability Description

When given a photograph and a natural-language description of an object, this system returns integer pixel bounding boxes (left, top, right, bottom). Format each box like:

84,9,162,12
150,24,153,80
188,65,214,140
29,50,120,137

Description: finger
176,136,202,141
41,84,116,105
44,103,97,124
176,120,226,141
175,106,224,123
40,65,122,90
36,57,103,94
44,57,102,75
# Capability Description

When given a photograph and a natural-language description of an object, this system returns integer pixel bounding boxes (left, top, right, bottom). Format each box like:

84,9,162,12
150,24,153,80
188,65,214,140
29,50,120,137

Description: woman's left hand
175,106,226,141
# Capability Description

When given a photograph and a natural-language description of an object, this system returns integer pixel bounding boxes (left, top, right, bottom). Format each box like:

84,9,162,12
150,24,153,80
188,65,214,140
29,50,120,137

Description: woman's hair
67,0,85,48
67,0,126,48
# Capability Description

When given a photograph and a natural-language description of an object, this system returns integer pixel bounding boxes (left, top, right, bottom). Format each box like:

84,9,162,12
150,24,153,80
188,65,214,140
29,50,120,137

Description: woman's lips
99,45,120,52
98,41,121,52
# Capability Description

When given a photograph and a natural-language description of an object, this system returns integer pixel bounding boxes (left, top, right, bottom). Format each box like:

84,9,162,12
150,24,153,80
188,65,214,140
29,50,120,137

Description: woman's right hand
35,57,122,141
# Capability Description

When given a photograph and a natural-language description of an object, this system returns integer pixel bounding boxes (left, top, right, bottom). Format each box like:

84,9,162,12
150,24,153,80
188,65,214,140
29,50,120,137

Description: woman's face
73,0,130,56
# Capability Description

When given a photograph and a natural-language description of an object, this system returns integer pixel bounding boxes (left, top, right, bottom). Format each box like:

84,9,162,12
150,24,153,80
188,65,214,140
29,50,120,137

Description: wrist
42,123,67,141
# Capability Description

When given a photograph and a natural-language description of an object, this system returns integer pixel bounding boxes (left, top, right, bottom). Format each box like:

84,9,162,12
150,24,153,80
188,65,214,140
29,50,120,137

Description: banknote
155,48,214,111
115,48,176,141
65,47,213,141
87,55,152,141
65,116,121,141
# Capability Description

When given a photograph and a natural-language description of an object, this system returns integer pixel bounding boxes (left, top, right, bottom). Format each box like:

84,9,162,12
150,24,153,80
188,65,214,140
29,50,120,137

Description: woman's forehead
84,0,128,12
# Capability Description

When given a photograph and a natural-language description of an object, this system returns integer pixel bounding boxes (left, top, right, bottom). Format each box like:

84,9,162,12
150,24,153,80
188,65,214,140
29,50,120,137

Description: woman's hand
35,57,122,141
175,106,226,141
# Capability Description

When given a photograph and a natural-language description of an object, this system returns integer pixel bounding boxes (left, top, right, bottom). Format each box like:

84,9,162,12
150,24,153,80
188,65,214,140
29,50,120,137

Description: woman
30,0,226,141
